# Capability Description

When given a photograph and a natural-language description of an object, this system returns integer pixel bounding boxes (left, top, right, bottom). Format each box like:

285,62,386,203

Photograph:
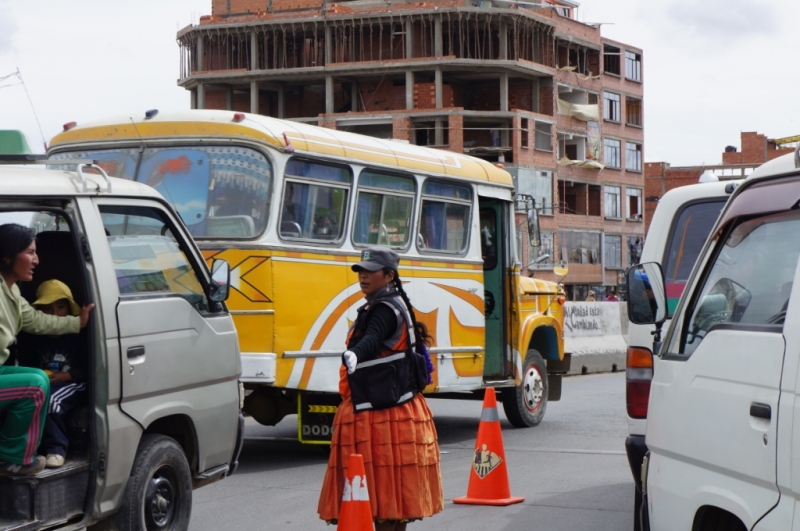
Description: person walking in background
318,247,443,531
585,290,596,302
0,224,93,475
605,289,619,302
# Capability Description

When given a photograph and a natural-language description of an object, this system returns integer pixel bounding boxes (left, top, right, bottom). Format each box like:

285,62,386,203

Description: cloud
0,1,17,55
663,0,777,46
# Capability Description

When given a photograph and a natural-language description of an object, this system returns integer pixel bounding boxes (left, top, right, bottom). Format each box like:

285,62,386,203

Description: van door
478,198,509,378
647,208,800,529
91,200,240,471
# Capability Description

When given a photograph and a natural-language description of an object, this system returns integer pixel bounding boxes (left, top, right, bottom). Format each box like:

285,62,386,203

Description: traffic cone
337,454,375,531
453,388,524,506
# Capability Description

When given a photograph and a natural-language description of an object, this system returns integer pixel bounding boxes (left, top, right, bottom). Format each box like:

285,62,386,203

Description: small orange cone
337,454,375,531
453,388,524,506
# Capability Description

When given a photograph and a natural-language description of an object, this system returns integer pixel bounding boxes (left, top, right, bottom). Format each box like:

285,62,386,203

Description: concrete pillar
435,119,444,146
197,83,205,110
405,18,414,59
532,78,540,114
225,87,233,111
499,21,508,60
278,85,285,118
434,17,443,56
325,75,334,115
250,81,259,114
500,72,508,112
351,82,359,112
435,68,442,108
325,26,332,65
405,71,414,110
191,89,197,110
196,35,204,72
251,31,259,70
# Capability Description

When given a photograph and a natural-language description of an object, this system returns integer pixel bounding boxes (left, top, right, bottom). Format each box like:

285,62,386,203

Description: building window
628,236,643,267
534,121,553,151
520,118,529,149
604,138,621,168
604,44,621,76
626,142,643,172
605,235,622,269
604,92,621,122
625,51,642,82
562,231,601,265
514,168,553,216
588,93,599,105
626,97,642,127
605,185,621,218
627,188,643,220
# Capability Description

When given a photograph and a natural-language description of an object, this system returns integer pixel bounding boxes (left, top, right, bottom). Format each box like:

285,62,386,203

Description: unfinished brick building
177,0,645,299
644,131,798,232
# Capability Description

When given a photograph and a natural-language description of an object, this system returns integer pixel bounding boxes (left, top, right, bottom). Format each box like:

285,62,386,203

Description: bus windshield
50,146,273,239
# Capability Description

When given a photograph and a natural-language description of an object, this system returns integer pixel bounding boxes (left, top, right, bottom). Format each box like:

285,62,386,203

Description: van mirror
626,262,667,325
209,259,231,302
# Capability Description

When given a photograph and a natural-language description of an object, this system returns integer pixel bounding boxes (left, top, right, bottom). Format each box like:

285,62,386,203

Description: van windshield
50,146,272,239
663,200,725,316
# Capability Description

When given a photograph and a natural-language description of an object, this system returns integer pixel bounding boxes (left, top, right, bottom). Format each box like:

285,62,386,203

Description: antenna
1,69,48,152
129,117,148,182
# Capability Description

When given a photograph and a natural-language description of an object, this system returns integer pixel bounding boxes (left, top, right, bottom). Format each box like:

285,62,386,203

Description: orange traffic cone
337,454,375,531
453,388,524,506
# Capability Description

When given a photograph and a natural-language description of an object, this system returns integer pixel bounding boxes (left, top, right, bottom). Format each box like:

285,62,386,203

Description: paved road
192,372,633,530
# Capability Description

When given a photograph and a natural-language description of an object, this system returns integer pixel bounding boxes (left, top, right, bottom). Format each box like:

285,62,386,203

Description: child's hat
33,279,80,316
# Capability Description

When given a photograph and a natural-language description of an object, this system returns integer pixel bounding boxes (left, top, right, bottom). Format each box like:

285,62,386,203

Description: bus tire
502,349,548,427
115,434,193,531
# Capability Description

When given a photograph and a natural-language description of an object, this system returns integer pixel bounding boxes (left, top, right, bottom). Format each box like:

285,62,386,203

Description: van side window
680,209,800,355
418,181,472,253
663,200,726,316
99,206,209,312
280,158,351,242
353,171,415,248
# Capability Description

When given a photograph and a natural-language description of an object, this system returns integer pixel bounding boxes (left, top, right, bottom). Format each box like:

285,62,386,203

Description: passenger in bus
0,224,93,476
318,247,443,531
17,280,87,469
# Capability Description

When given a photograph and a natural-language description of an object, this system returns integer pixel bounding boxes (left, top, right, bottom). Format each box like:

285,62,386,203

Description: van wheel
502,349,548,427
116,434,192,531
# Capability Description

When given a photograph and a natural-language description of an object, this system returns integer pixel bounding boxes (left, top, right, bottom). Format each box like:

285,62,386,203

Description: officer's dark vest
346,289,428,412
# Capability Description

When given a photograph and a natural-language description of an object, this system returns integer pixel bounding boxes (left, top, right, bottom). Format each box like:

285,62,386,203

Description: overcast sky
2,0,798,166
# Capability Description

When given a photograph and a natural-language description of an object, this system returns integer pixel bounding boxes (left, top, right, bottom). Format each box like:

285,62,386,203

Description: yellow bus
48,110,568,443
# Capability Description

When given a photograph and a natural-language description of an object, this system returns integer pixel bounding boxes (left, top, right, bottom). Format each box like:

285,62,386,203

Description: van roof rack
0,155,112,193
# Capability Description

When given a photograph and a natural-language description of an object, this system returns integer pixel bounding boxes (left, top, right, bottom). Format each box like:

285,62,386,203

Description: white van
625,179,739,530
628,148,800,531
0,158,243,531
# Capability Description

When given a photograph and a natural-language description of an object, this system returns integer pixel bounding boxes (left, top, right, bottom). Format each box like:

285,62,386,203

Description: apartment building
177,0,645,300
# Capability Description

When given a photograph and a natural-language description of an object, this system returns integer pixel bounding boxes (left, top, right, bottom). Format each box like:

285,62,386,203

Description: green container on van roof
0,130,32,154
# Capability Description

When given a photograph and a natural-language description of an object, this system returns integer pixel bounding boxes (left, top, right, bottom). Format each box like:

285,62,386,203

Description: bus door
479,198,509,378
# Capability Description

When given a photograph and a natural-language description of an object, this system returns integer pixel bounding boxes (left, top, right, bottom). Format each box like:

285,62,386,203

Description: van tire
502,349,548,427
115,434,193,531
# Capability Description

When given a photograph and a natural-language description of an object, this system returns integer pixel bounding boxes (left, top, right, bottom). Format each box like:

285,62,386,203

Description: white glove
343,350,358,374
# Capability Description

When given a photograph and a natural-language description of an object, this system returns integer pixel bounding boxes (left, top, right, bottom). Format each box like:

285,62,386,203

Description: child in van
17,280,86,468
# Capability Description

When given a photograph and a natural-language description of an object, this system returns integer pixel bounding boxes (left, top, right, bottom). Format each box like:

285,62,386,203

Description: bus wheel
502,349,548,427
115,434,192,531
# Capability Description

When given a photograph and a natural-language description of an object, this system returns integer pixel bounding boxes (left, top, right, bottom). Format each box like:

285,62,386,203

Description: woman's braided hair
386,268,432,346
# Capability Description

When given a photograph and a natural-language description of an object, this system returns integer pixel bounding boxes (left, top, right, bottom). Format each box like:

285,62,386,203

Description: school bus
48,110,568,443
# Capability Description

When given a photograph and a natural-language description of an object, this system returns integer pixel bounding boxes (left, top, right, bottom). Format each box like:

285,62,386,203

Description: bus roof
49,110,514,187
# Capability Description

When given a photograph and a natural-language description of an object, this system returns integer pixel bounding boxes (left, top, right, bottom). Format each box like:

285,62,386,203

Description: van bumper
625,435,648,489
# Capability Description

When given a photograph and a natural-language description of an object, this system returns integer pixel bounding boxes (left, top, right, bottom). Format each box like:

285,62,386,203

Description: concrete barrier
563,302,628,375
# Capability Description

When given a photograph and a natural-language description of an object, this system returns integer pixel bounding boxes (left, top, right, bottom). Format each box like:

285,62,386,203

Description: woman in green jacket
0,224,93,476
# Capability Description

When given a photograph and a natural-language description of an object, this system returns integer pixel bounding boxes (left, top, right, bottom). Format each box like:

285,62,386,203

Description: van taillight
626,347,653,419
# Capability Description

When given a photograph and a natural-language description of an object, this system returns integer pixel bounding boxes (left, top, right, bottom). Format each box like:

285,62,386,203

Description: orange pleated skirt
317,384,444,523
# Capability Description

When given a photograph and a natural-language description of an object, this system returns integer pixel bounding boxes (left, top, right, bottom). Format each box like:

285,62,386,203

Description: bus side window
353,171,416,248
280,159,352,243
418,180,472,253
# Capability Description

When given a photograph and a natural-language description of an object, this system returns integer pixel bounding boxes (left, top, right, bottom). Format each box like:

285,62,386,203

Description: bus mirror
209,259,231,302
527,200,541,247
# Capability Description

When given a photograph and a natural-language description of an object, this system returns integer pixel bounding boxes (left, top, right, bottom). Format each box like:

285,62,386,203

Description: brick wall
448,114,464,153
721,131,794,165
392,117,412,142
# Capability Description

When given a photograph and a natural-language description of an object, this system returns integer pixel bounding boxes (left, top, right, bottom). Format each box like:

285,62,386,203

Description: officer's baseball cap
352,247,399,272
